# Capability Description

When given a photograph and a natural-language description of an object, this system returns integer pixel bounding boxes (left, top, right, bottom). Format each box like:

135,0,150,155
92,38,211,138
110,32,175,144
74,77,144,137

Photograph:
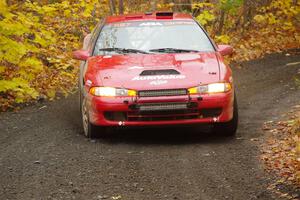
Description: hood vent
140,69,180,76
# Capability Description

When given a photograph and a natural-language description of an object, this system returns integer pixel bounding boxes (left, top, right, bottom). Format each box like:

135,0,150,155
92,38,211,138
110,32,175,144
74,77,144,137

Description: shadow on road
92,126,235,146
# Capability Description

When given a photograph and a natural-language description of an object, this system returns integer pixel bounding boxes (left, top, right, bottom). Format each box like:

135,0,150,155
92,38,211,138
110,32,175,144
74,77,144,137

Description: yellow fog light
128,90,137,97
188,87,198,94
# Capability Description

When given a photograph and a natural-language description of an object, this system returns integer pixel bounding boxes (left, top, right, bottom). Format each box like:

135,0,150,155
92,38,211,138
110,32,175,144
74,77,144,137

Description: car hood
87,52,220,90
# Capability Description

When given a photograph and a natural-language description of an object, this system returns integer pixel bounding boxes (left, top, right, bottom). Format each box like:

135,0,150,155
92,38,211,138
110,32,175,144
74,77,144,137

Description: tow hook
118,121,125,126
213,117,219,122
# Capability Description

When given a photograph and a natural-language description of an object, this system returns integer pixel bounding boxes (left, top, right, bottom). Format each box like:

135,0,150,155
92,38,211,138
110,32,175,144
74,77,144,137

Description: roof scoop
140,69,180,76
156,12,173,19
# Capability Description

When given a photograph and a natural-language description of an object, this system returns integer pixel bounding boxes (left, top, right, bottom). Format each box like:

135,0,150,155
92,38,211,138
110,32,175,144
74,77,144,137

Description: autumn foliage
262,107,300,194
0,0,299,111
0,0,109,110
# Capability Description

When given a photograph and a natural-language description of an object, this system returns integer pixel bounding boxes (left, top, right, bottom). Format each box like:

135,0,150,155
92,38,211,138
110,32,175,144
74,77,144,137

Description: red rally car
73,12,238,138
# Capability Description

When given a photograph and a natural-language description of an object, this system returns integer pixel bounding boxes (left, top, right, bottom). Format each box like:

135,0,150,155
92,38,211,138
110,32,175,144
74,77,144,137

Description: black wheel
81,98,107,138
212,94,238,136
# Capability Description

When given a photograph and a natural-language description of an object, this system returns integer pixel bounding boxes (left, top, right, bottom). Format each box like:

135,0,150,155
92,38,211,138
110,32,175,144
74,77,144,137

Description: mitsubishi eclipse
73,12,238,138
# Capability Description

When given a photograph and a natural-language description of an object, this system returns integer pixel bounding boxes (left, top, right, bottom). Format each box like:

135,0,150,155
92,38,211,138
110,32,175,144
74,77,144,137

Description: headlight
89,87,137,97
188,83,232,94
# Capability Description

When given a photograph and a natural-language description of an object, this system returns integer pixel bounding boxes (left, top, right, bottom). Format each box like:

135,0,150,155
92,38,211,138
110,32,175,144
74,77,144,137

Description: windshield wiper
149,48,199,53
99,48,149,54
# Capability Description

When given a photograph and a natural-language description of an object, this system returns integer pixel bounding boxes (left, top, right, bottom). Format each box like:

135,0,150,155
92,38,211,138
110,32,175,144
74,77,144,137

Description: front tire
212,95,238,136
81,98,108,138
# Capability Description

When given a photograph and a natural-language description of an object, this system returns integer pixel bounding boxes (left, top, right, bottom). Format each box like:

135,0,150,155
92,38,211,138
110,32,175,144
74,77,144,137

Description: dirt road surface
1,51,300,200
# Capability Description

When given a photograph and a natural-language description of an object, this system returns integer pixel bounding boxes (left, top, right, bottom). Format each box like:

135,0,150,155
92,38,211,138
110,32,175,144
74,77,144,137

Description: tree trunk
242,0,253,26
172,0,192,12
242,0,271,28
109,0,116,15
119,0,124,14
151,0,157,11
216,10,225,35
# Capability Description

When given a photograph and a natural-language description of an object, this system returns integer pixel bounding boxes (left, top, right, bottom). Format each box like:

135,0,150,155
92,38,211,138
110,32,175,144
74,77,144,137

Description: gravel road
0,51,300,200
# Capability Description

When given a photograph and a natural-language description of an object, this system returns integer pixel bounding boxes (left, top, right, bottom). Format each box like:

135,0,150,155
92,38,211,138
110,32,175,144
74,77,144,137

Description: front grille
139,103,188,111
138,89,187,97
128,102,199,121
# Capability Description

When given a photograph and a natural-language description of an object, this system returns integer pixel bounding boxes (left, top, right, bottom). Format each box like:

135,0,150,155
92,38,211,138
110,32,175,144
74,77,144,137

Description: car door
79,20,104,109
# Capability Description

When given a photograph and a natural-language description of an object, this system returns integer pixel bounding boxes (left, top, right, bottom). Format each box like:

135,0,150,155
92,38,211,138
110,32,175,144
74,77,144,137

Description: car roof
105,12,193,24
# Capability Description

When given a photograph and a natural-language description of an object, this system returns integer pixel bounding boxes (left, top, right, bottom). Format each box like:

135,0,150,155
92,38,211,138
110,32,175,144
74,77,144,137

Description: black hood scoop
140,69,180,76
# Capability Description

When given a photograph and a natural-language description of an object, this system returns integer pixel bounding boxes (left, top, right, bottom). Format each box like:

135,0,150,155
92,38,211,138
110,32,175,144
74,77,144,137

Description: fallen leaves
261,106,300,198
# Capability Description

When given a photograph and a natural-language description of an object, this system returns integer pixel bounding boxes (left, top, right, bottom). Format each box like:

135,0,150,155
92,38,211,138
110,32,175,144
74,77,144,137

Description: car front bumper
87,91,234,127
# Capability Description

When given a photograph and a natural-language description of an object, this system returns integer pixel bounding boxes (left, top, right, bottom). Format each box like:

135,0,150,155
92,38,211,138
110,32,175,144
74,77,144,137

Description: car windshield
94,20,214,55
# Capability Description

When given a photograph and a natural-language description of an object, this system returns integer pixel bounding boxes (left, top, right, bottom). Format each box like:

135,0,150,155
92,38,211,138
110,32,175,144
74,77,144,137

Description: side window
81,21,103,52
83,34,92,50
88,21,104,53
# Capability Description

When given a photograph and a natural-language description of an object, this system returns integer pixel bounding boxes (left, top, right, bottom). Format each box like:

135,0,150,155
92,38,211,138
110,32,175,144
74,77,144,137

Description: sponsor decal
140,22,162,26
149,80,168,85
111,23,131,27
128,66,144,70
132,75,186,81
164,21,194,26
103,55,112,58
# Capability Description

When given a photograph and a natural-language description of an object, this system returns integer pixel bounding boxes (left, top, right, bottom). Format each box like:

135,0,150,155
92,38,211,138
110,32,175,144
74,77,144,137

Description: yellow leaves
0,1,61,107
215,35,230,44
254,15,265,23
33,34,50,47
20,57,44,72
260,0,299,24
196,10,215,26
0,66,5,73
254,13,278,25
0,78,38,101
270,0,293,11
0,35,27,64
0,0,9,15
295,35,300,43
267,14,278,25
46,89,56,100
64,9,71,17
82,2,94,17
0,0,102,109
282,22,295,31
192,2,214,9
25,2,57,17
0,18,30,36
61,1,71,9
231,0,300,62
0,0,6,7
